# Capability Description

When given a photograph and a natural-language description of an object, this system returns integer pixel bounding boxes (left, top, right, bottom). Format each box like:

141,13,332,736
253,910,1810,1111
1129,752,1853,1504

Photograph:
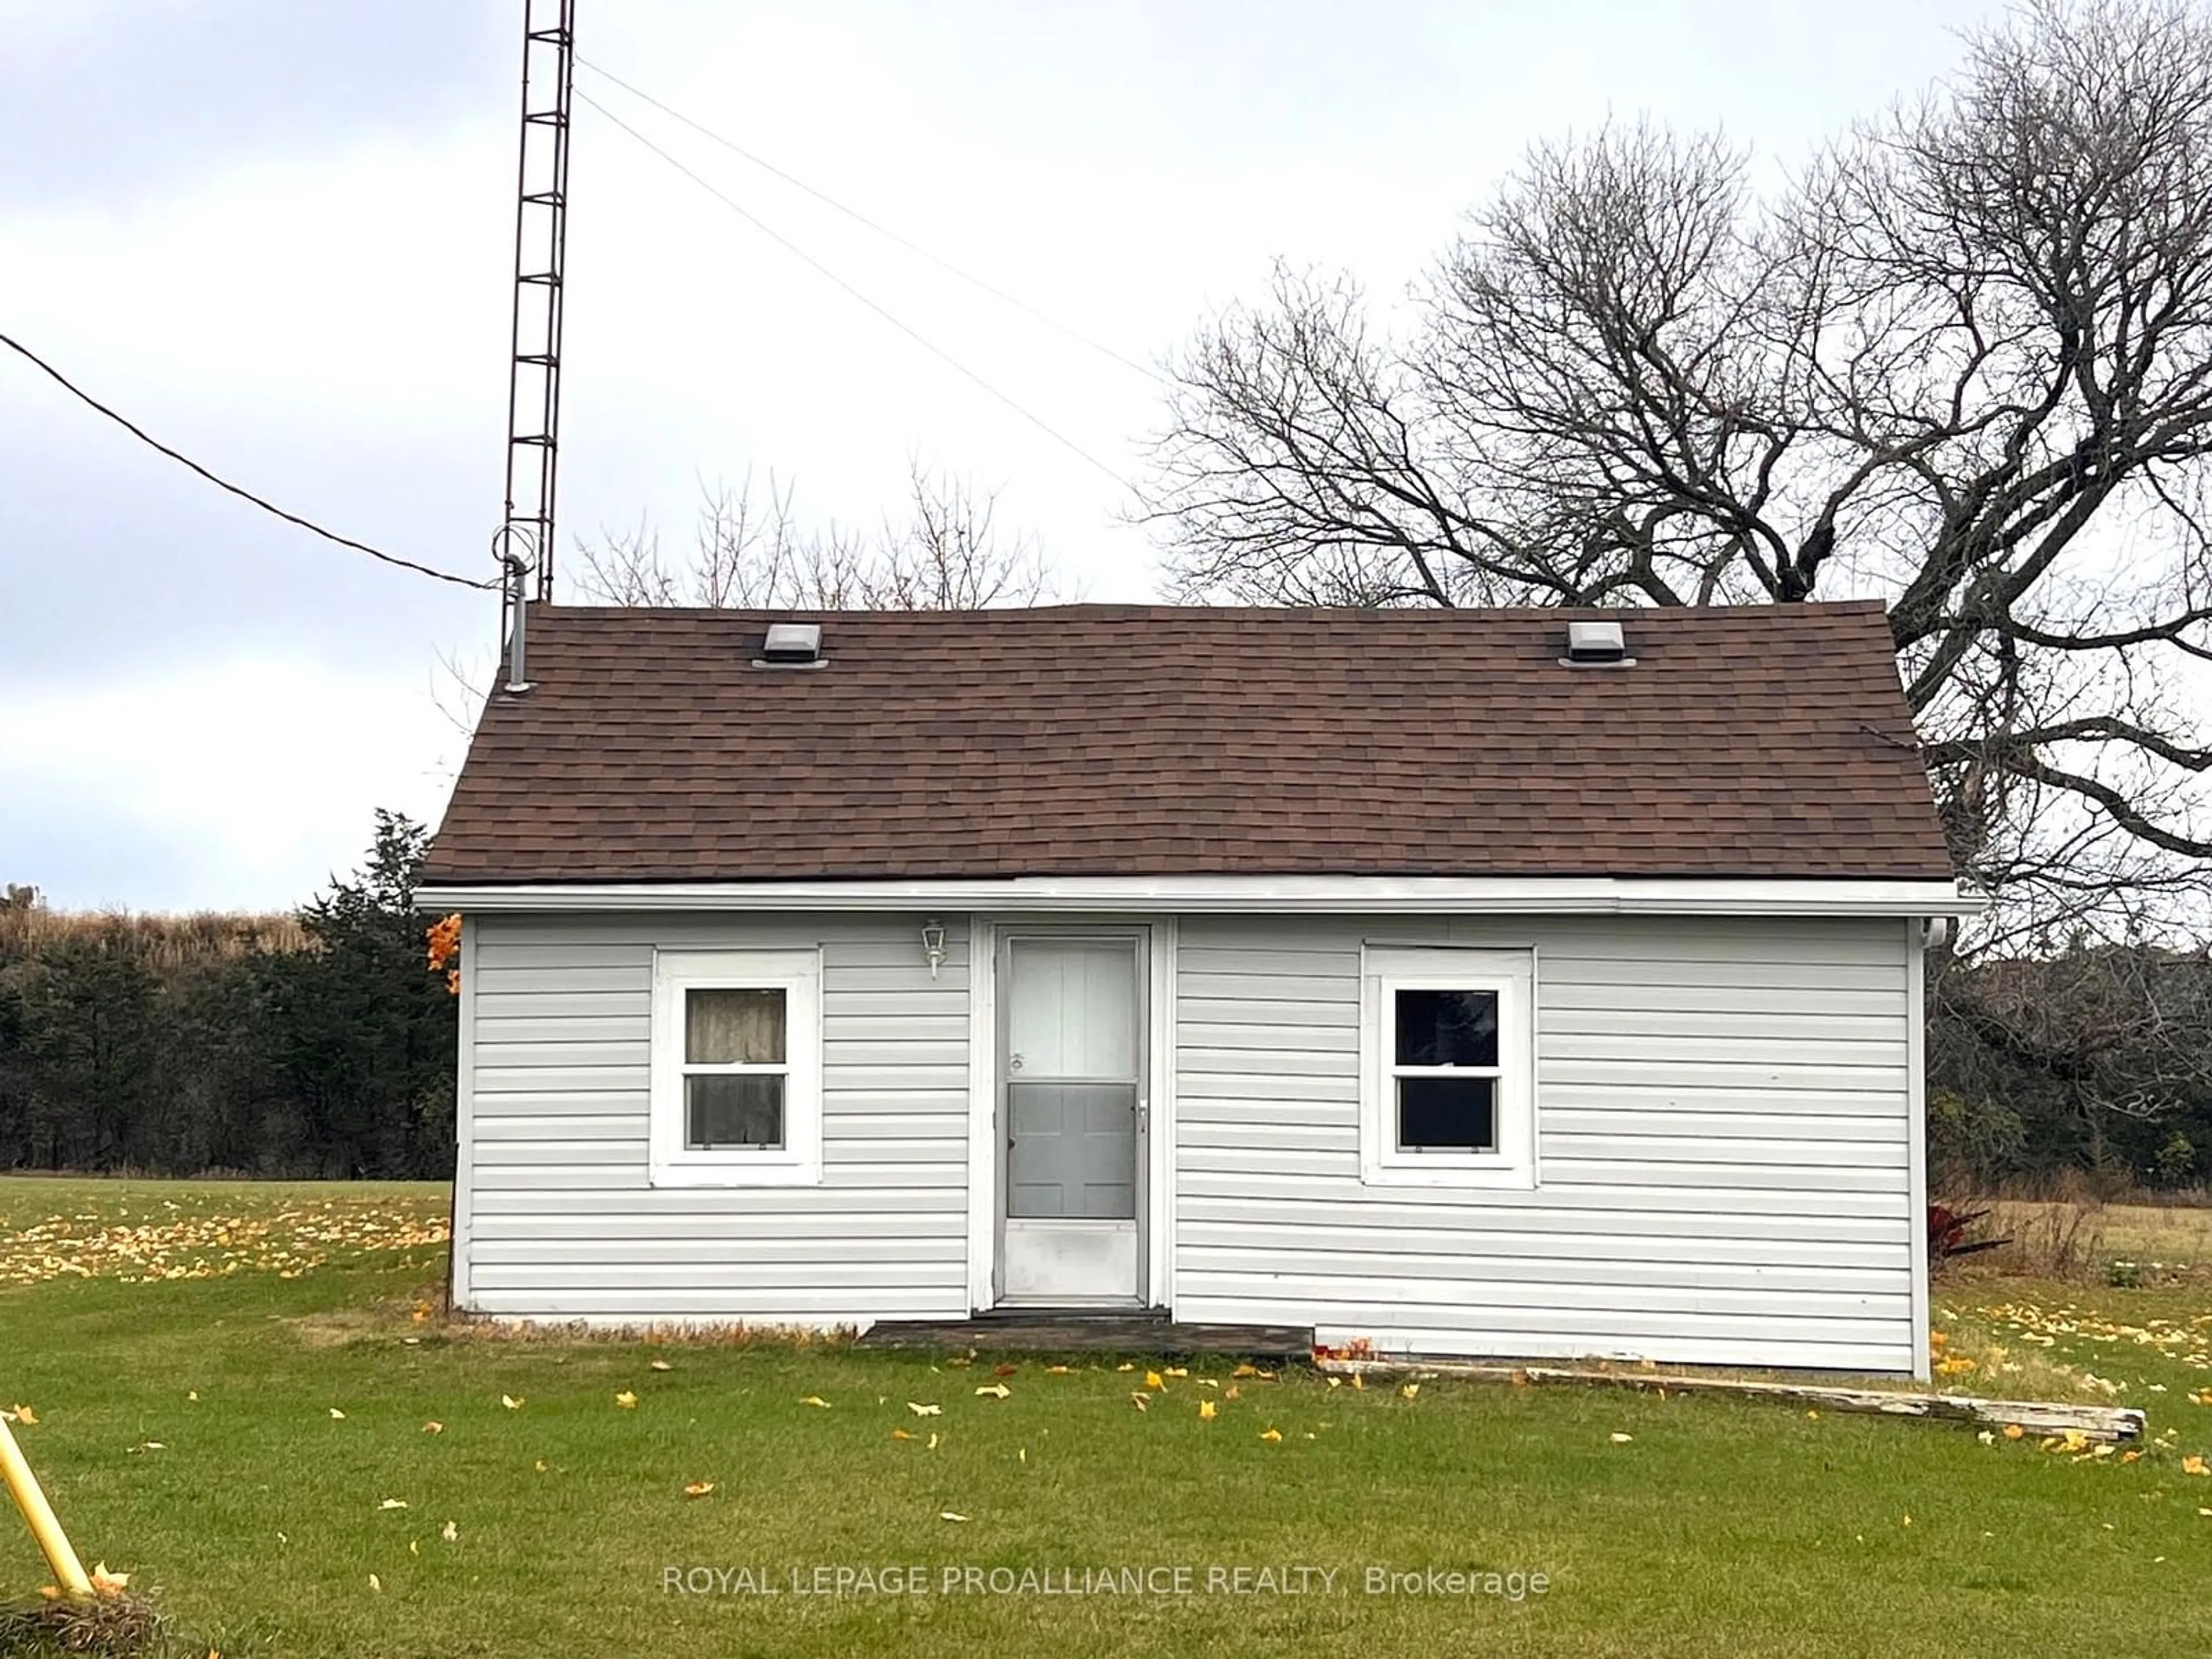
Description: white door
998,933,1146,1306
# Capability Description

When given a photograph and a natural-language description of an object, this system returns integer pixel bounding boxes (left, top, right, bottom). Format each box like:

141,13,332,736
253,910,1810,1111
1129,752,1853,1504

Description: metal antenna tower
499,0,577,608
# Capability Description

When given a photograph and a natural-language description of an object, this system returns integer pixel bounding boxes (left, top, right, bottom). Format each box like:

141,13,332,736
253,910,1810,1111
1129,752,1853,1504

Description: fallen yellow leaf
891,1429,914,1441
940,1511,969,1523
378,1498,408,1510
1198,1399,1217,1421
368,1574,382,1593
422,1421,444,1435
2183,1455,2210,1477
1610,1432,1634,1444
1130,1392,1149,1412
1400,1383,1420,1400
1164,1367,1188,1378
907,1402,942,1417
1225,1385,1241,1400
1807,1410,1820,1421
974,1384,1012,1400
89,1563,129,1596
1116,1362,1135,1373
614,1391,638,1410
1046,1365,1073,1375
683,1481,715,1498
1144,1370,1165,1390
501,1395,525,1411
328,1408,346,1421
1259,1427,1283,1443
926,1433,939,1450
649,1359,673,1373
2123,1449,2143,1464
441,1521,459,1543
1232,1364,1259,1378
10,1405,36,1426
2003,1423,2025,1440
1351,1373,1366,1392
800,1396,832,1409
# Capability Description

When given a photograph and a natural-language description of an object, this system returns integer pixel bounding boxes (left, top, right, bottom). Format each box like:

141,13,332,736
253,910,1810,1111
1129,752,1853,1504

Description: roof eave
418,873,1987,918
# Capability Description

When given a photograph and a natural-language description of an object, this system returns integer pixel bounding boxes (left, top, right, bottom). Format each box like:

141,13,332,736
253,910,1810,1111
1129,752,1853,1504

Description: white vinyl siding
456,905,1922,1373
1173,914,1919,1374
457,912,972,1325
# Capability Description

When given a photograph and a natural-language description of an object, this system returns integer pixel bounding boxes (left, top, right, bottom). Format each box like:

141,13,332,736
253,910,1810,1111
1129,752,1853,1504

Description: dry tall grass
1965,1200,2109,1278
1941,1196,2212,1279
0,907,308,965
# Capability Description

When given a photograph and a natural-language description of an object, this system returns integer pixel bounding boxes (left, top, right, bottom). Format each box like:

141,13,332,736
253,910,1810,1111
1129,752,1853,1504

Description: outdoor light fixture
921,919,947,981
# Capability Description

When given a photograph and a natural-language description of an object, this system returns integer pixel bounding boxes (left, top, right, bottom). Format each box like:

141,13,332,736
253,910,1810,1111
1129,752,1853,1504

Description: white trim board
449,919,478,1311
964,915,997,1314
1907,916,1932,1384
423,874,1985,918
1147,915,1177,1313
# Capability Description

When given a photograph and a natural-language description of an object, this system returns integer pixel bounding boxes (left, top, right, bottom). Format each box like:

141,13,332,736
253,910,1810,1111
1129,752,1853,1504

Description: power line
0,329,495,591
575,56,1164,385
574,88,1143,498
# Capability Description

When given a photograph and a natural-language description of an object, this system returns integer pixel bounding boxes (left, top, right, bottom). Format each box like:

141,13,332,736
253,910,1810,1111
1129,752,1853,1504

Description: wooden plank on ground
1313,1357,2146,1442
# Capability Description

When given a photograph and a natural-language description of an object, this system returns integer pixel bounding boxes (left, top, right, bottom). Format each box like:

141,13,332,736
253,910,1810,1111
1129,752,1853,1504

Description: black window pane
1397,1075,1497,1153
1395,989,1498,1067
686,1074,786,1149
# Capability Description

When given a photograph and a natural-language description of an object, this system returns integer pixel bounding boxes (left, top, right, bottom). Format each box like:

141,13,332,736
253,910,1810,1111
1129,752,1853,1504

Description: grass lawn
2,1177,2210,1657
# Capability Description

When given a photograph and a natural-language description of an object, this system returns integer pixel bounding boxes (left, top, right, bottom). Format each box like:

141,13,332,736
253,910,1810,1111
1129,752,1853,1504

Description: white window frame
1359,945,1535,1189
650,948,823,1187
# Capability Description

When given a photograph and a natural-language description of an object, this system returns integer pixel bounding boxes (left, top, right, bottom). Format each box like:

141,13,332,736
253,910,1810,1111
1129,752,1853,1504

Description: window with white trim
1359,946,1535,1188
650,949,822,1186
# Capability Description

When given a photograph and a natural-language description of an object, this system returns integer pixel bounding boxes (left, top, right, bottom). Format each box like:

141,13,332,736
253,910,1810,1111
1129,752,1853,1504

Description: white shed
421,602,1980,1378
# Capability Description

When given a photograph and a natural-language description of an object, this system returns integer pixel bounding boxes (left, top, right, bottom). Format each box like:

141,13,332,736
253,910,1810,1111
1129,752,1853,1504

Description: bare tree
575,461,1058,612
1149,0,2212,938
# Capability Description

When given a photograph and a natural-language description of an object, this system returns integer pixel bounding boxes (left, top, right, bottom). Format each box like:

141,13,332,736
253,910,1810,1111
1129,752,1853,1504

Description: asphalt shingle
422,601,1956,884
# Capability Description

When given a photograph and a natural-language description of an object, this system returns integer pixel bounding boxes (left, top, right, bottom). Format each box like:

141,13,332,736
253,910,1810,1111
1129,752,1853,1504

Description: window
650,949,821,1186
1360,946,1533,1188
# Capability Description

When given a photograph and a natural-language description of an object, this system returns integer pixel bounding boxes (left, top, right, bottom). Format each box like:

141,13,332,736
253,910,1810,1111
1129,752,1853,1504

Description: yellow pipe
0,1412,92,1597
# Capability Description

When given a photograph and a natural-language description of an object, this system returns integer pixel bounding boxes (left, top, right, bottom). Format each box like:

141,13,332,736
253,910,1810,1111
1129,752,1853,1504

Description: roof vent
1561,619,1634,668
755,622,825,669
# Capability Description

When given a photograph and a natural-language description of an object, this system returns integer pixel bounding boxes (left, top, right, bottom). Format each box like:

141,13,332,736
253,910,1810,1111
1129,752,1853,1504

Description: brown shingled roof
422,601,1956,885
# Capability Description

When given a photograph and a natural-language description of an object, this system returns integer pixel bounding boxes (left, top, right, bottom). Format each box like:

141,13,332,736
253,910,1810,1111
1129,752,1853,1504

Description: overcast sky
1,0,2007,912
